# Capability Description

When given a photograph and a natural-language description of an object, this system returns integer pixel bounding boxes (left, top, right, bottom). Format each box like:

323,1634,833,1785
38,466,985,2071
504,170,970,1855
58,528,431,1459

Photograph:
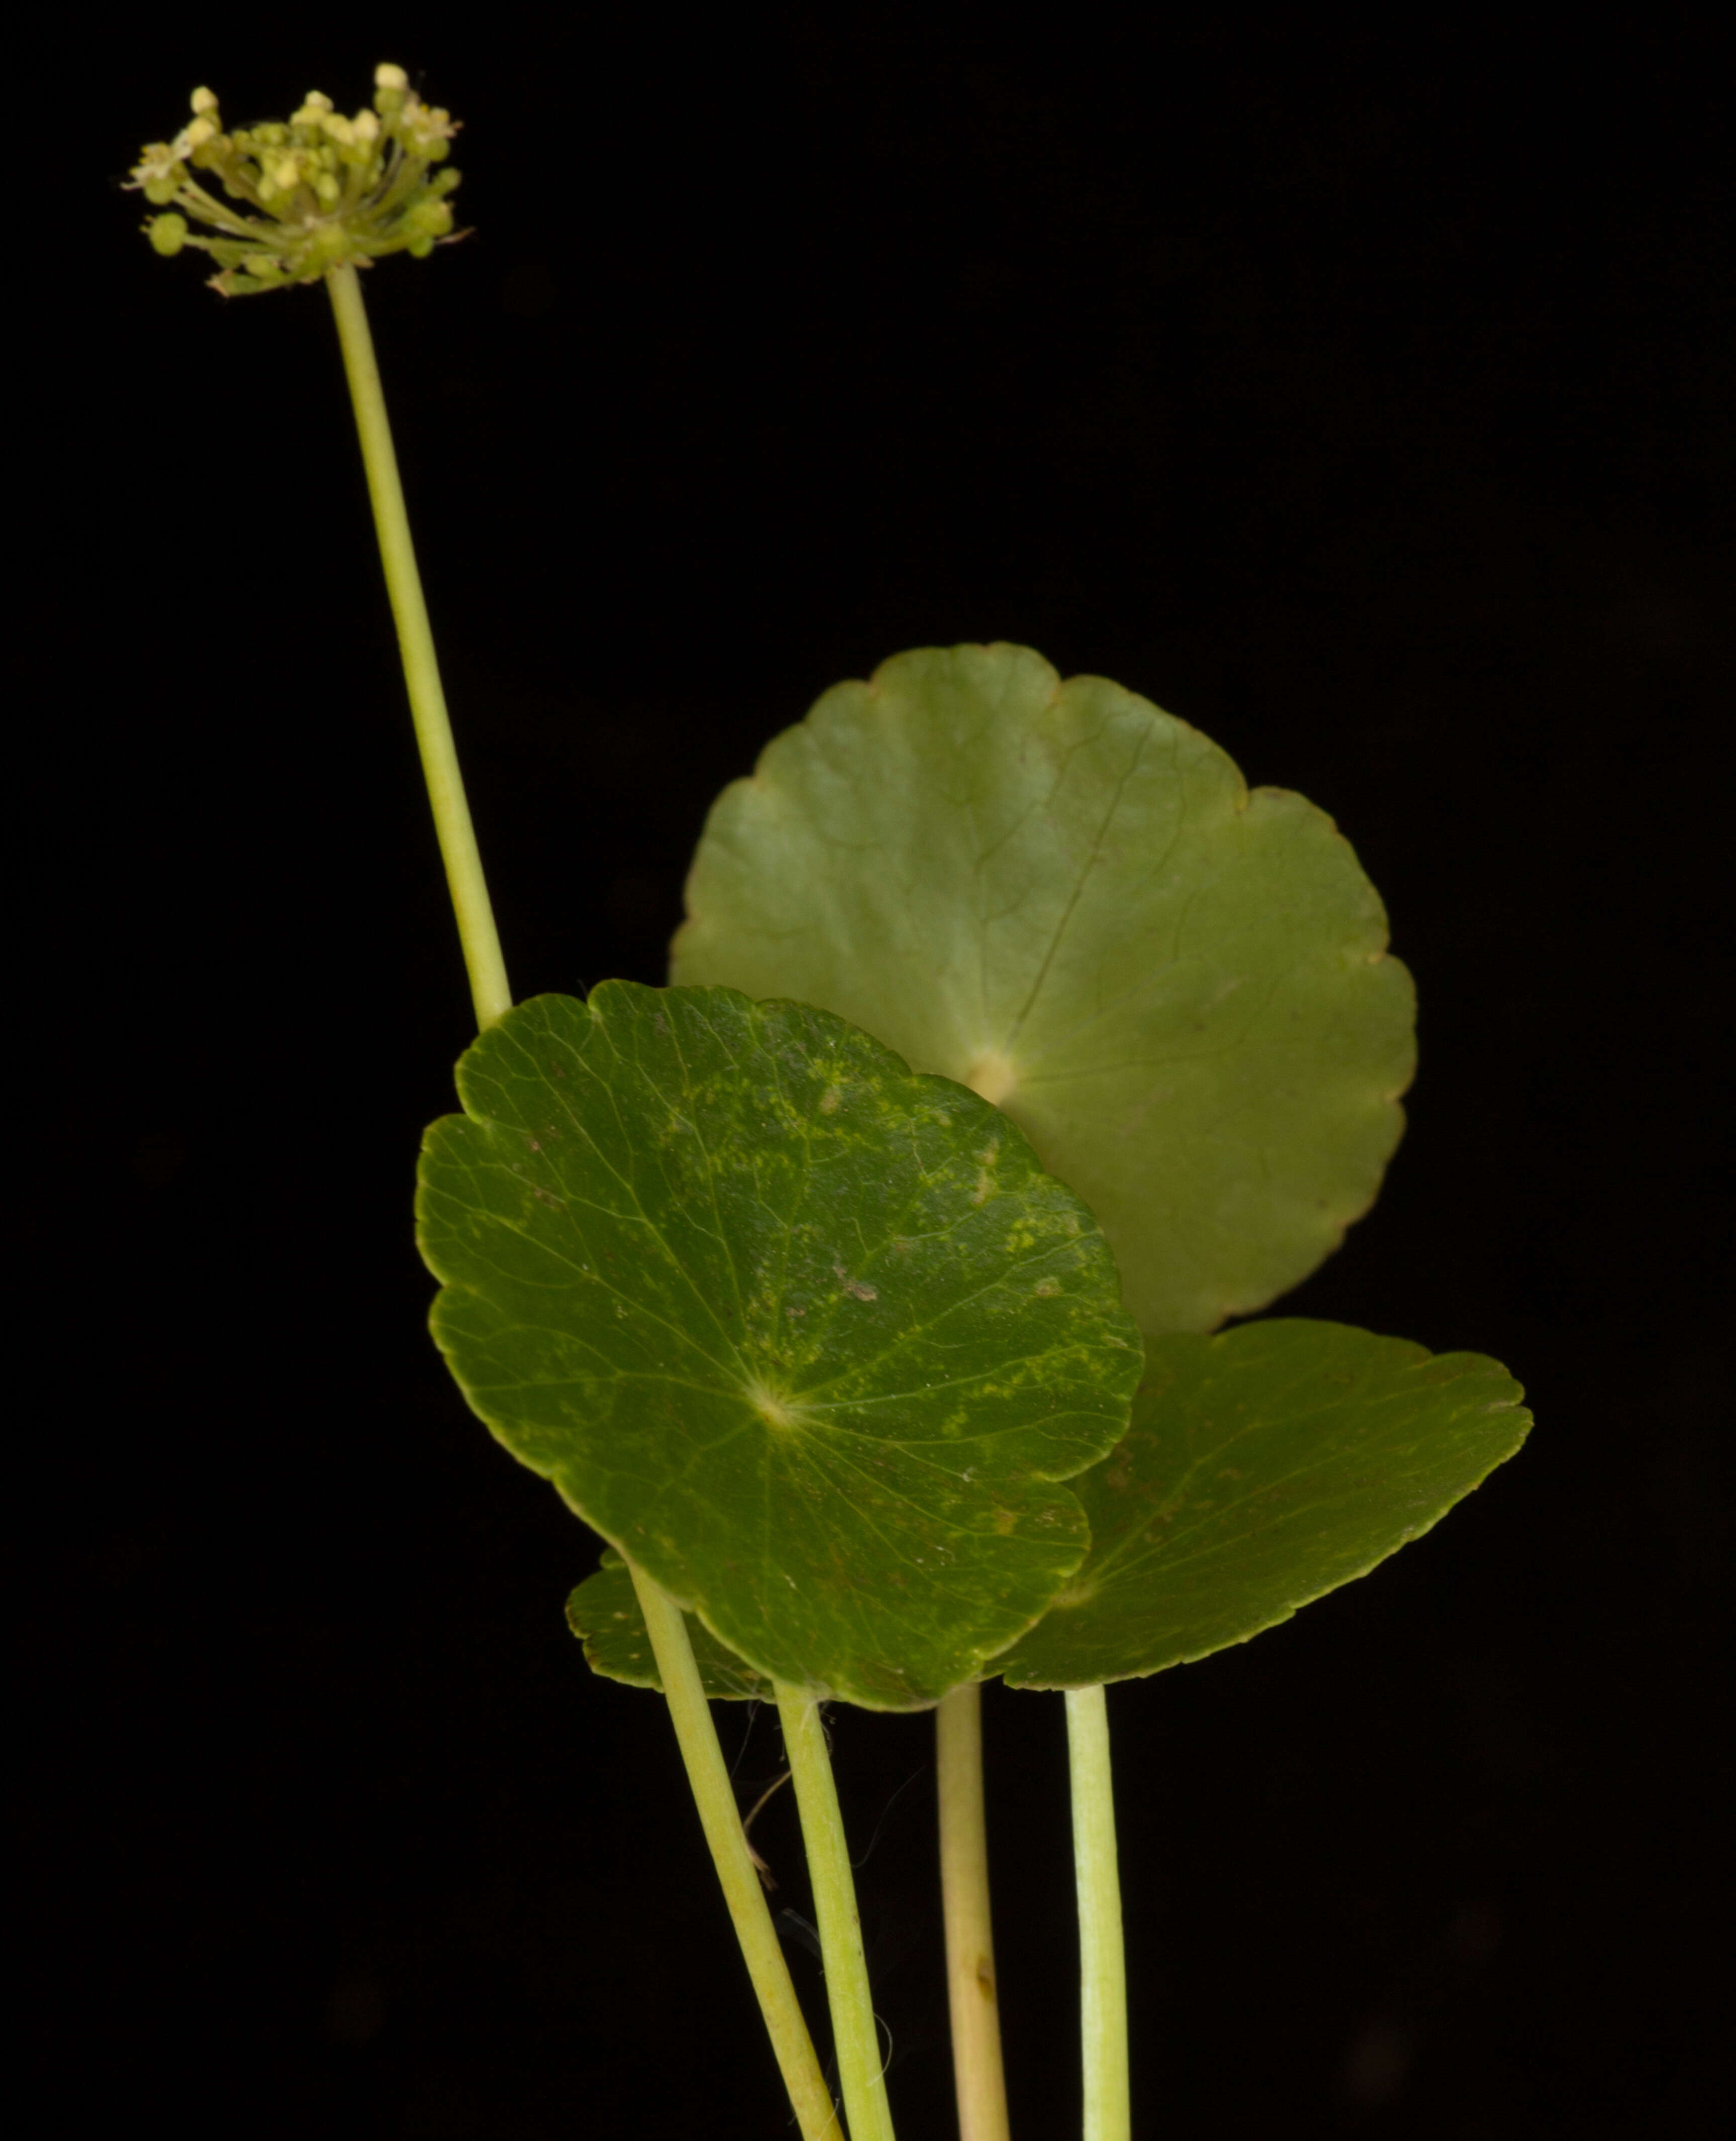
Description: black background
19,13,1730,2138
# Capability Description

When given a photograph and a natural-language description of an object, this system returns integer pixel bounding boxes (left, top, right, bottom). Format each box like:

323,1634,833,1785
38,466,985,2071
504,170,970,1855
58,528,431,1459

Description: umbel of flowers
128,65,462,295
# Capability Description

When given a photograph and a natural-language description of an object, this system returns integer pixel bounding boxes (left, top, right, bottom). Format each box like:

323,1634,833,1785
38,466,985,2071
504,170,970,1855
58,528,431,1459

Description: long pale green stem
629,1568,840,2139
325,261,511,1031
1066,1686,1129,2141
325,261,836,2135
937,1685,1011,2141
778,1689,898,2141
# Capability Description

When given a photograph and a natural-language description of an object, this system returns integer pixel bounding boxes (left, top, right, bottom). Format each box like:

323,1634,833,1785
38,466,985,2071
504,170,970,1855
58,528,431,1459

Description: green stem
324,263,836,2136
777,1688,898,2141
325,261,512,1031
629,1568,840,2140
937,1685,1011,2141
1066,1687,1129,2141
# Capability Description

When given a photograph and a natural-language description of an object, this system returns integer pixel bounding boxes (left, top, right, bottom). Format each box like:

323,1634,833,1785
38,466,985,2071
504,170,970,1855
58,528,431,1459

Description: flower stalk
124,68,837,2134
322,258,510,1029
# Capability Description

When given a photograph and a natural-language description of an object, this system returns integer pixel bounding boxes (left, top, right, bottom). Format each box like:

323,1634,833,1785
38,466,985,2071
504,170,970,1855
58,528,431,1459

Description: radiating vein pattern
417,983,1143,1708
673,642,1417,1337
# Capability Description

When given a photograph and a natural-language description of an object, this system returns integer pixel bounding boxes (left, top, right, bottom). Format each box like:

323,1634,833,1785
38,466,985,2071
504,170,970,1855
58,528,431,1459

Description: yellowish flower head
126,67,464,295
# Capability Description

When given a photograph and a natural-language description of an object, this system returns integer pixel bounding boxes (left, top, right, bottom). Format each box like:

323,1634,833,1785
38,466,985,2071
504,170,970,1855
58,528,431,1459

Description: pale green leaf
673,644,1415,1338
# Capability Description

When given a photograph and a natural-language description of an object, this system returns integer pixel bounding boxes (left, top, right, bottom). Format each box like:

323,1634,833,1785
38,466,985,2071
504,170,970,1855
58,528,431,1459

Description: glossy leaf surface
567,1552,772,1700
417,982,1142,1708
673,644,1415,1338
996,1318,1530,1689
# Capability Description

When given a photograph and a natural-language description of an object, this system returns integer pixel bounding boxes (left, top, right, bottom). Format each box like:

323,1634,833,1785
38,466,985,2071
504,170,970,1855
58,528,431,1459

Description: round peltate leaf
416,982,1143,1709
672,644,1415,1338
995,1318,1530,1689
568,1552,772,1700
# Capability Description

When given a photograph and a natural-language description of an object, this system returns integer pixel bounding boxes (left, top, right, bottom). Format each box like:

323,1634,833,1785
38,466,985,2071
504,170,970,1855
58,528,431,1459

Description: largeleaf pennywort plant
128,71,1531,2141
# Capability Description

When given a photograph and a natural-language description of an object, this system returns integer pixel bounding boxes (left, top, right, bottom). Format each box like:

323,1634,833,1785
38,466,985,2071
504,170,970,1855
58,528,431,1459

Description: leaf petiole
778,1689,898,2141
1067,1686,1129,2141
629,1566,839,2139
937,1684,1011,2141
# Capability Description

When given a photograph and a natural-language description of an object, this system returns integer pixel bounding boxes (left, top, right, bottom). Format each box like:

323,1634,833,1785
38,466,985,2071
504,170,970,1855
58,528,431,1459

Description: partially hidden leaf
672,643,1416,1339
995,1318,1531,1690
416,982,1143,1709
568,1552,772,1700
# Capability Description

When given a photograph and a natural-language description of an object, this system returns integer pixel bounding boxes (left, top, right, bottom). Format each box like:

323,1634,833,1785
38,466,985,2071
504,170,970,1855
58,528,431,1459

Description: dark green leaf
417,982,1142,1708
673,644,1415,1338
567,1552,772,1700
995,1319,1530,1689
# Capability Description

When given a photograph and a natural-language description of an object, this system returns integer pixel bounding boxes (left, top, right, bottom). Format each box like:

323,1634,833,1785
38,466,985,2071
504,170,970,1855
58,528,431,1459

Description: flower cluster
127,65,463,295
